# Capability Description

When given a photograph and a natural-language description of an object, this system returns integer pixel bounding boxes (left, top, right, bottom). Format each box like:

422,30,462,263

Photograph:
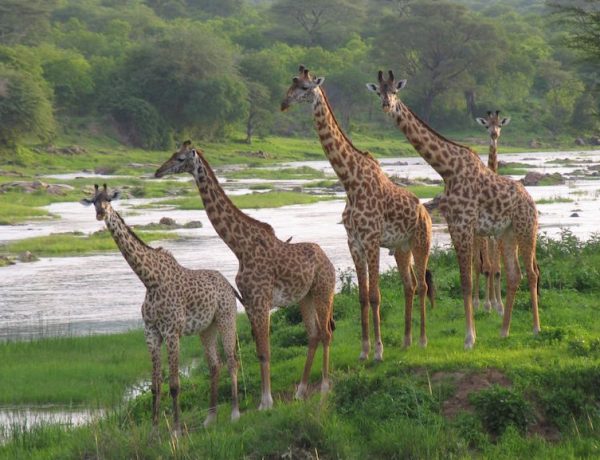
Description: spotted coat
368,71,540,349
155,144,335,410
281,66,434,359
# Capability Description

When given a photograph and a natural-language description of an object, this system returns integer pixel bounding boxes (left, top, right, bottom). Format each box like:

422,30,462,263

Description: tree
375,1,501,122
0,64,54,146
269,0,367,48
0,0,56,45
549,0,600,64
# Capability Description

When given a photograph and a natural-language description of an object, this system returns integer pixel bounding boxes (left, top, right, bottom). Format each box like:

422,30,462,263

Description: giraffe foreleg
246,302,273,410
394,249,415,348
411,243,430,348
144,327,163,431
165,335,181,436
215,302,240,423
200,322,220,427
450,225,476,349
348,238,369,360
366,245,383,361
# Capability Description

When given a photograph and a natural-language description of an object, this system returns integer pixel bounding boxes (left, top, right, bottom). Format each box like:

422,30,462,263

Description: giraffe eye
301,85,310,90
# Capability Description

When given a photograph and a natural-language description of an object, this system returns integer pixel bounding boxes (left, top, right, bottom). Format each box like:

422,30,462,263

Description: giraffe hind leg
215,299,240,422
200,322,220,427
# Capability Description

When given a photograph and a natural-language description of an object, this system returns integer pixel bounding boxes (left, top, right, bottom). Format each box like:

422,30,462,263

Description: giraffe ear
500,117,511,126
396,79,407,90
366,83,378,93
80,198,93,207
110,191,120,201
475,117,488,127
313,77,325,87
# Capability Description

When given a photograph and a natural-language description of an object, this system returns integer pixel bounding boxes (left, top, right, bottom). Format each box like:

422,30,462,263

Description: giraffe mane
112,209,152,250
404,105,471,151
319,89,379,164
196,153,276,236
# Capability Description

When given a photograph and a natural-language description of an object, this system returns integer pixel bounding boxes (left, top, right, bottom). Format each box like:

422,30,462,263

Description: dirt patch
432,368,511,419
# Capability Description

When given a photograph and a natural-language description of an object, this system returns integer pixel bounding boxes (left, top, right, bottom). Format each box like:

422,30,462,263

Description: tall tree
269,0,367,48
375,1,501,122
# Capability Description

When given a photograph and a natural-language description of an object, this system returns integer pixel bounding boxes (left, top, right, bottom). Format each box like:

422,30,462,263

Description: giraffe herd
82,65,541,434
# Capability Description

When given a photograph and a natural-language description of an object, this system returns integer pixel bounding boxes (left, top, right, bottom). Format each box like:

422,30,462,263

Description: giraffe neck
104,207,158,287
488,140,499,173
312,88,377,190
390,100,482,180
191,153,276,258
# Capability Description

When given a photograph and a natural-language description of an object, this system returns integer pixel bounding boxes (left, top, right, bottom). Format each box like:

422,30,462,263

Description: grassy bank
150,191,340,211
0,230,179,258
1,231,599,458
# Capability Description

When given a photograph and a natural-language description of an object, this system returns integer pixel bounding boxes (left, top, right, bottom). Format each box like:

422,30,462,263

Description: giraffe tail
425,269,435,309
230,284,244,305
535,258,541,297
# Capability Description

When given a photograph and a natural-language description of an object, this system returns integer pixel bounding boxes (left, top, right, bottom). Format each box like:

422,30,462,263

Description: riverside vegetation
1,230,598,459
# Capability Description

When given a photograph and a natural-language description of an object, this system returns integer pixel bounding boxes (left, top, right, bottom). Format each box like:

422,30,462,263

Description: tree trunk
245,112,254,144
464,89,477,118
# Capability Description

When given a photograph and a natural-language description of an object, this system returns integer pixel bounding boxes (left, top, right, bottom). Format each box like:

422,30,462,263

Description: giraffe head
155,140,206,180
476,111,511,142
80,183,120,221
280,65,325,111
366,70,407,113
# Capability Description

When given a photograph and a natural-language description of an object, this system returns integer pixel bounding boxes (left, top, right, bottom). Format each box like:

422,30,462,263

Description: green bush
470,385,532,437
110,97,171,150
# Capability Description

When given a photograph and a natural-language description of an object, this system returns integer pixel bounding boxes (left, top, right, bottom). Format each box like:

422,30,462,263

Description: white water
1,151,600,341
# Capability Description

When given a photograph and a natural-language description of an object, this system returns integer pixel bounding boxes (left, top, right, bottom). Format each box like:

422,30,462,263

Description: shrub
470,385,532,437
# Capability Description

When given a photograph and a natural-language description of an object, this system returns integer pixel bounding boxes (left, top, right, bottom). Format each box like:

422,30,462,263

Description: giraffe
281,66,434,360
81,184,240,434
474,110,512,314
155,142,335,410
367,70,540,349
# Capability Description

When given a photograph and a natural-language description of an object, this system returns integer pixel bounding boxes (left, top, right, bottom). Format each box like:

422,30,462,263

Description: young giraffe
81,184,240,434
474,110,512,314
281,66,434,360
367,71,540,349
155,142,335,410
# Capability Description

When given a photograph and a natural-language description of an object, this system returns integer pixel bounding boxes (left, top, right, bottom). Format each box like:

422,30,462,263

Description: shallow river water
1,150,600,341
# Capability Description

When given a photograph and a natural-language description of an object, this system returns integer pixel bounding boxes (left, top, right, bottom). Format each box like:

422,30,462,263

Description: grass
149,191,339,210
1,230,599,458
406,184,444,199
224,166,327,180
0,202,52,225
0,230,179,258
0,330,200,406
536,196,574,205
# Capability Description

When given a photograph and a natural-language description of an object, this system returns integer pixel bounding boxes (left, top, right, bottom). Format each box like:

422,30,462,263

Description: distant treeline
0,0,596,149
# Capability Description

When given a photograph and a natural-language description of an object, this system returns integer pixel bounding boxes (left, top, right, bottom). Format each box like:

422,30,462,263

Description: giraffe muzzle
280,100,290,112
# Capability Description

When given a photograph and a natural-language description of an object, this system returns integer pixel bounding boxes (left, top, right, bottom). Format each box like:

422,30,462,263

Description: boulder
18,251,39,263
159,216,177,227
575,137,586,146
183,221,203,229
521,172,565,186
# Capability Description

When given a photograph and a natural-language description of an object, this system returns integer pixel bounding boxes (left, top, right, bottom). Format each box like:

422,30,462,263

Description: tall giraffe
81,184,240,434
367,71,540,349
474,110,512,314
281,66,434,360
155,142,335,410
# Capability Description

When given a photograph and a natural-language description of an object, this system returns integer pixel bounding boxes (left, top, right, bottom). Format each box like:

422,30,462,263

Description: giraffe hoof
419,337,428,348
464,335,476,350
203,412,217,428
295,383,308,400
358,351,368,361
533,326,540,335
320,380,330,395
373,354,383,363
500,329,509,338
403,337,412,349
258,394,274,411
483,301,492,312
231,408,241,423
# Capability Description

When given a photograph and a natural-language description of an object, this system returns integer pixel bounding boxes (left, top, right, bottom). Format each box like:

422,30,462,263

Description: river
1,151,599,341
